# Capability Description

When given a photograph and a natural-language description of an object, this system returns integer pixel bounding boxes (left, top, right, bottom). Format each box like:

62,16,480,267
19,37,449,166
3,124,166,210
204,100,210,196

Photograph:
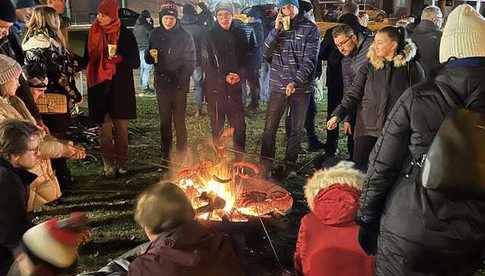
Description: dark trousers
156,90,188,161
0,247,13,276
247,73,260,108
205,88,246,157
261,91,311,167
353,135,378,172
45,114,71,187
324,86,343,155
304,93,319,143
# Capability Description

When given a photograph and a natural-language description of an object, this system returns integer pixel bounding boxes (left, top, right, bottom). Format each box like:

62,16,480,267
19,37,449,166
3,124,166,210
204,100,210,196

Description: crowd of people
1,0,485,275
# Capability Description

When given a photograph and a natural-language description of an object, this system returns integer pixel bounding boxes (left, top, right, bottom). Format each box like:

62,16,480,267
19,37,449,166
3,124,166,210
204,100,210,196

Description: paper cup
108,44,117,58
149,49,158,63
282,16,290,31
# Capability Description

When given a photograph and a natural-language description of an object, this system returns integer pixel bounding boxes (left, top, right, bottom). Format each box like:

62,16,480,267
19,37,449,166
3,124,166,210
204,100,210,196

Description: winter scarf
87,0,121,88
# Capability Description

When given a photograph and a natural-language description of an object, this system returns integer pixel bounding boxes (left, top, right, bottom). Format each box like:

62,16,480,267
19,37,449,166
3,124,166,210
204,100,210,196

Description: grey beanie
215,1,235,15
0,55,22,86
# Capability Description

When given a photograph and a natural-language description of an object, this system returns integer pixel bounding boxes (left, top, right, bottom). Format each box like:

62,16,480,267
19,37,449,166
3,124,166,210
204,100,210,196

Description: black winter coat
84,26,140,123
133,16,153,51
145,23,195,93
357,59,485,275
181,15,204,67
0,158,35,274
201,23,250,94
410,20,442,78
333,40,425,138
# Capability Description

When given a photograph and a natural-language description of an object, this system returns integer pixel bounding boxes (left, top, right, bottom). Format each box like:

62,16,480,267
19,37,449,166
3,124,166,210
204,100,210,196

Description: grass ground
35,72,485,275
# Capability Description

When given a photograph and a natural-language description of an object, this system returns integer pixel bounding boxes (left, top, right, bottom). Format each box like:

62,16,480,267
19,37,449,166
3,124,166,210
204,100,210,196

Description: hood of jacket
367,39,417,70
304,163,364,226
435,58,485,110
413,20,441,35
143,221,215,267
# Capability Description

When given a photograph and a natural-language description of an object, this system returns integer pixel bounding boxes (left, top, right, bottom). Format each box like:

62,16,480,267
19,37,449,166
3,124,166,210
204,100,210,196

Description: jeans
205,87,246,159
139,50,153,89
191,66,204,108
259,62,271,103
261,91,311,167
156,89,188,162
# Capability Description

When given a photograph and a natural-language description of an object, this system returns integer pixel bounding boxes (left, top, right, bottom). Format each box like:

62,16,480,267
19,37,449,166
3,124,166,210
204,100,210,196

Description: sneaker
117,166,129,176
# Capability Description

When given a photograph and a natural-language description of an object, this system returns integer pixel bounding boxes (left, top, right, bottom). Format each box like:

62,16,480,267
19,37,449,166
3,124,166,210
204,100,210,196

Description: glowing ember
175,160,293,222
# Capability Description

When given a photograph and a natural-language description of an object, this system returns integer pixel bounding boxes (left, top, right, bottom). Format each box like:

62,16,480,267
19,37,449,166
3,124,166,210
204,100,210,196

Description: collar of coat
367,39,417,70
0,157,37,185
303,163,364,211
22,32,62,51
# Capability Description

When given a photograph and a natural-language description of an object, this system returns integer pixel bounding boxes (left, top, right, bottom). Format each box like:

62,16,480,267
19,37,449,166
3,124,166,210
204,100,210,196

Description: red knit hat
98,0,119,20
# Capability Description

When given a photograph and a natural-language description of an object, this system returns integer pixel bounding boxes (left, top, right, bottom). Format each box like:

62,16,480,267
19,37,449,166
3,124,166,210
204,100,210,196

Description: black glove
358,225,379,256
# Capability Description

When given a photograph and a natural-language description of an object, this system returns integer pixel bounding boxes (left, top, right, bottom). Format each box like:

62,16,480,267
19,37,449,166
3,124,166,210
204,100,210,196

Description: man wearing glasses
331,23,373,144
0,120,40,275
410,6,444,78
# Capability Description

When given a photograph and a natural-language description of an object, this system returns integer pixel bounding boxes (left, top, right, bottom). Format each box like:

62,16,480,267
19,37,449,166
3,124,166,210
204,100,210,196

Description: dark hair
332,24,355,39
342,1,358,16
0,119,39,159
377,26,407,54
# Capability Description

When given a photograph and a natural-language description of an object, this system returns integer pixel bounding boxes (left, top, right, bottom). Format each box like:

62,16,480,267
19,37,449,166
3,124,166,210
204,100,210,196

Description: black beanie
160,2,178,18
0,0,17,23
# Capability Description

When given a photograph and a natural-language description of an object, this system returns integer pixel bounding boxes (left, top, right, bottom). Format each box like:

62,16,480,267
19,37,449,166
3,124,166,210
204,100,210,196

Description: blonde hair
135,181,194,234
23,5,66,49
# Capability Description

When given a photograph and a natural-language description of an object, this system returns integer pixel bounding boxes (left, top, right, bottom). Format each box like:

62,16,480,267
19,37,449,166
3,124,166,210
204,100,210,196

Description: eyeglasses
335,36,354,49
26,146,40,153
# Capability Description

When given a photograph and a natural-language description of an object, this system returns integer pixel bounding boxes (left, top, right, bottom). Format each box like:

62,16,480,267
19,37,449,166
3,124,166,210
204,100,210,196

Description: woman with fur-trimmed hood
327,26,425,171
294,162,374,276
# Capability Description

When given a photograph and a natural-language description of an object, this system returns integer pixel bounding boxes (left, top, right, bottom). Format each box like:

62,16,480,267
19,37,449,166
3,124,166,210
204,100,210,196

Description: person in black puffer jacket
327,26,425,171
146,2,195,167
201,2,249,160
356,5,485,276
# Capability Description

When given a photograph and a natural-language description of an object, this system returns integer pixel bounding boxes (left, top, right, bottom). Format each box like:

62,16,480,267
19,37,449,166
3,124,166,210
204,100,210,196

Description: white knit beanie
0,55,22,85
440,4,485,63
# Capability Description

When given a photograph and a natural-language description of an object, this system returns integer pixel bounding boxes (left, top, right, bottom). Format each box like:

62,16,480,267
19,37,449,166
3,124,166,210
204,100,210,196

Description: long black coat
0,158,35,275
410,20,442,78
333,40,425,138
357,59,485,275
84,26,140,124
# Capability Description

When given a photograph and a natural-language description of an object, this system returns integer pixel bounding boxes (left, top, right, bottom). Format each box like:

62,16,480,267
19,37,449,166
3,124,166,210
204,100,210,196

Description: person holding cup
259,0,320,178
145,1,195,168
84,0,140,177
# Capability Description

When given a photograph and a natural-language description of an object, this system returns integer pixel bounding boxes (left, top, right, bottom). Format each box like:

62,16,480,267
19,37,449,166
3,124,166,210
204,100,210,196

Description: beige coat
0,96,63,210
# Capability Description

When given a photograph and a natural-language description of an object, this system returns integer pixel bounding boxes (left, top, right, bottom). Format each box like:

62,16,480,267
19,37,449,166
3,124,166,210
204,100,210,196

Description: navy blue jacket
263,14,320,94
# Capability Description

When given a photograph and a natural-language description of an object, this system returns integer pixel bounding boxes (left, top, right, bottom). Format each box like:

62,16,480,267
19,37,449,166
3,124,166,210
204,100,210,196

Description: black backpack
420,82,485,198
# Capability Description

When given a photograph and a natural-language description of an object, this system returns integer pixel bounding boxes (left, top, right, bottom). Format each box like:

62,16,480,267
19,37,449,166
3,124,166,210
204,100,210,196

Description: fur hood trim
22,33,61,51
304,162,364,211
367,39,417,70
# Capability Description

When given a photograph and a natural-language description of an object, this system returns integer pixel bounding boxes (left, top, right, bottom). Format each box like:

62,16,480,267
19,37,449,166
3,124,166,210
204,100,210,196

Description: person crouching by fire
294,162,374,276
127,181,244,276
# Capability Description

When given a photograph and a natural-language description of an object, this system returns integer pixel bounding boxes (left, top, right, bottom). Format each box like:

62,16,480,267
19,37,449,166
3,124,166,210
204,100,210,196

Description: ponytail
378,26,406,54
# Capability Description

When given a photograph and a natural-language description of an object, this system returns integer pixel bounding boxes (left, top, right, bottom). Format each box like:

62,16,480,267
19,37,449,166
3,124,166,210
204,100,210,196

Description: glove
358,225,379,255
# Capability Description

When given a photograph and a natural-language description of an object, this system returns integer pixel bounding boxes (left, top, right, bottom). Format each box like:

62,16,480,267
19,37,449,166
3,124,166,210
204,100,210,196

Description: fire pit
174,138,293,222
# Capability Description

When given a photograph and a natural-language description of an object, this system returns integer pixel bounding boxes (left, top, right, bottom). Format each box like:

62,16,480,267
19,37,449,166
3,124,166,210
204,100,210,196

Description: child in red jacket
295,162,374,276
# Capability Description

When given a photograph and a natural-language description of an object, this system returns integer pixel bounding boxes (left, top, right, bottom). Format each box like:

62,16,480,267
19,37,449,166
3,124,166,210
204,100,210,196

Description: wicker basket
37,93,68,114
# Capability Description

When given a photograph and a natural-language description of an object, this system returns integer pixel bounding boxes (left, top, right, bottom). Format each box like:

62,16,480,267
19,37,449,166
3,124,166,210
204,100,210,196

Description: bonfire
174,129,293,222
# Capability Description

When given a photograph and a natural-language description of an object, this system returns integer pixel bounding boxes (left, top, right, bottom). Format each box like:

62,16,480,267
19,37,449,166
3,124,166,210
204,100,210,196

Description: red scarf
86,17,121,87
